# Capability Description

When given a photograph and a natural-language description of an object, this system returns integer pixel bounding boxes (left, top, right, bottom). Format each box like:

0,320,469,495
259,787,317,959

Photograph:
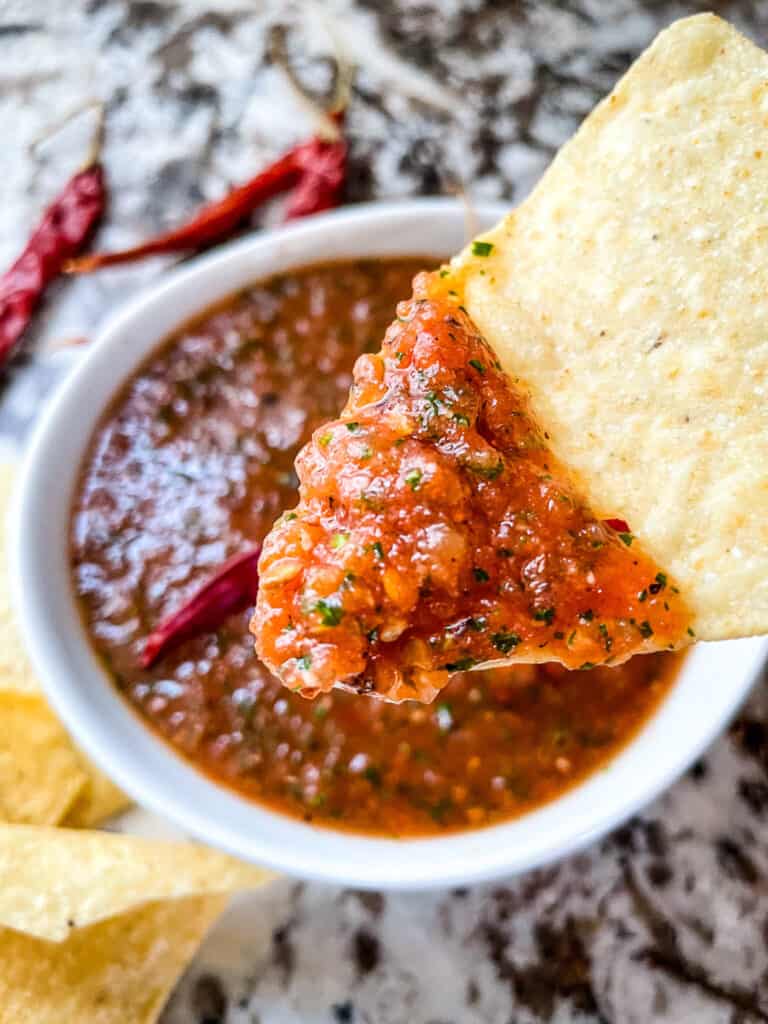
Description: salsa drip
254,273,691,702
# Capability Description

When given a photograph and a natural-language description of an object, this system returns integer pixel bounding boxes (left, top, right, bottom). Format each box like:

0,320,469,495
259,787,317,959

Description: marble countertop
3,2,768,1021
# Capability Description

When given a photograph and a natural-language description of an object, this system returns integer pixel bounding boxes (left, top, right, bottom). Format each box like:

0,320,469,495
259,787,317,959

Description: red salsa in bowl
70,257,683,838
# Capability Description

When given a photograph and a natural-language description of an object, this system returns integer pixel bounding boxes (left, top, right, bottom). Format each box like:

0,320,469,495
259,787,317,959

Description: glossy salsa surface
71,258,683,837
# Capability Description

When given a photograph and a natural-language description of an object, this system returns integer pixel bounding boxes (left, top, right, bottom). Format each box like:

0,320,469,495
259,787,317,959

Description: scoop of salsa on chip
254,275,690,701
252,14,768,701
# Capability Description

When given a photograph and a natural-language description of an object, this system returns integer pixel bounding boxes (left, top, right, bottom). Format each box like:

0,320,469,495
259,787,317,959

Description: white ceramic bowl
12,199,768,889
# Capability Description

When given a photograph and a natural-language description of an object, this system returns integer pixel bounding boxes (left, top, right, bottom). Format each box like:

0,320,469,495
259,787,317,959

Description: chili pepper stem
268,22,354,141
29,99,106,170
82,104,106,170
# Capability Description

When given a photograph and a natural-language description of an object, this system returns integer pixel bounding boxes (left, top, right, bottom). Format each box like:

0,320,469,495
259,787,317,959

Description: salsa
254,272,690,702
71,258,684,837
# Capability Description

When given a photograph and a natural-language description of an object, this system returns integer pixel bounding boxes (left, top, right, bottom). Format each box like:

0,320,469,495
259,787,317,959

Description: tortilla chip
456,14,768,642
0,824,273,940
0,693,87,825
0,894,226,1024
0,463,38,695
0,462,130,824
62,755,131,827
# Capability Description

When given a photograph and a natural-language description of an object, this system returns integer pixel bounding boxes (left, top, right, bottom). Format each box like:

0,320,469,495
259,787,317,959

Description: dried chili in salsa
71,258,684,837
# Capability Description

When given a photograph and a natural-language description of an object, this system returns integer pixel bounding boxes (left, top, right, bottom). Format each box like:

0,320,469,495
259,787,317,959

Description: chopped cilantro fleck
649,572,667,594
579,609,594,623
473,567,490,582
470,459,504,480
439,268,450,278
599,622,613,652
687,626,696,637
619,532,634,547
468,358,486,374
443,657,477,672
472,240,495,257
567,630,576,646
492,630,521,654
579,662,596,671
346,421,360,432
314,599,344,627
395,351,405,362
453,413,470,427
371,541,384,560
638,589,647,602
297,654,312,671
330,532,349,550
429,797,453,822
533,607,555,626
364,765,382,787
468,616,487,632
426,391,441,415
638,620,654,638
405,468,423,491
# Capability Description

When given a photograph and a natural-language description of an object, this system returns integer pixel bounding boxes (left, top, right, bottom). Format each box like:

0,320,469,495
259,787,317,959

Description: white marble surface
4,2,768,1021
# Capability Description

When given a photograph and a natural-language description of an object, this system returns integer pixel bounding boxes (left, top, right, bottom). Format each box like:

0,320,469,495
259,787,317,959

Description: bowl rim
11,197,768,889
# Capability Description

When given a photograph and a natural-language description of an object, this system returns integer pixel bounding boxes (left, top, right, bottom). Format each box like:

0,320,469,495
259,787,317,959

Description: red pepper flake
603,517,630,533
0,107,107,366
141,546,261,669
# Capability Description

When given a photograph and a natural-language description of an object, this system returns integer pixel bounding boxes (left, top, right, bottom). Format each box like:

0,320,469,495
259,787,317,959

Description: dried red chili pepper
284,134,346,219
0,108,106,365
68,131,347,274
141,546,261,669
603,517,631,533
68,152,299,273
